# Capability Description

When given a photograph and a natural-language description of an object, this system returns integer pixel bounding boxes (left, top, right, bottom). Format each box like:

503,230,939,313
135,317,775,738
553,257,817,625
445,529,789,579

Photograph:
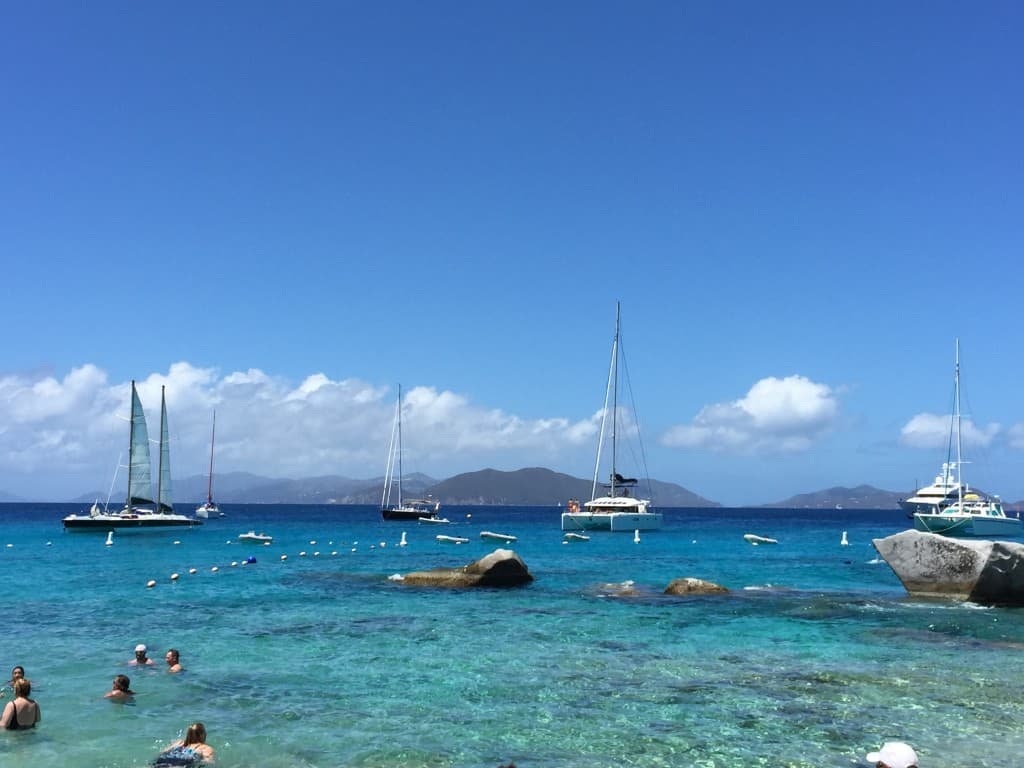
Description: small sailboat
381,385,441,521
561,303,663,533
195,411,222,519
63,383,201,531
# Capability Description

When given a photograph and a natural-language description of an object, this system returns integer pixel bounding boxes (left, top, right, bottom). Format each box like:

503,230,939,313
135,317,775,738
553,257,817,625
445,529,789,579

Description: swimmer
130,644,156,666
105,674,135,701
1,678,40,730
155,722,215,765
165,649,183,674
0,666,25,698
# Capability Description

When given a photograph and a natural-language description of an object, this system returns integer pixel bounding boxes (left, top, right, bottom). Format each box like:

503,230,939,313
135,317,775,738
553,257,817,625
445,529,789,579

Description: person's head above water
867,741,919,768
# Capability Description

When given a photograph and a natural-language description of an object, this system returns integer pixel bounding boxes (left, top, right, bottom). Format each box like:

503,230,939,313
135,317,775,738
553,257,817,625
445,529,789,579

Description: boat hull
382,506,439,521
63,514,201,531
913,513,1022,538
561,511,663,531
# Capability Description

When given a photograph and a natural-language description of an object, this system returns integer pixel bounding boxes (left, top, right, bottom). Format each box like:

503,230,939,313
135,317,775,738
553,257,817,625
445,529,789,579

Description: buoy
467,513,472,519
313,551,320,557
46,541,52,546
310,540,316,545
331,551,338,556
280,554,287,561
263,541,270,546
170,573,179,581
173,540,181,545
146,579,156,588
231,561,238,567
379,541,386,548
634,529,641,544
399,532,407,547
188,568,197,574
211,566,219,572
841,531,849,547
105,531,114,546
299,551,306,557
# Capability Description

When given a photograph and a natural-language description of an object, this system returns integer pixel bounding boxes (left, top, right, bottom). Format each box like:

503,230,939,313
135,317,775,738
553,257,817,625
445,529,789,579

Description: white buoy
171,573,179,581
146,579,156,588
173,540,181,545
841,531,849,547
105,531,114,546
331,551,338,556
399,532,408,547
45,541,52,546
280,554,288,561
211,566,219,572
299,551,307,557
310,540,316,545
231,561,238,567
313,551,320,557
188,568,197,574
379,541,386,548
634,529,641,544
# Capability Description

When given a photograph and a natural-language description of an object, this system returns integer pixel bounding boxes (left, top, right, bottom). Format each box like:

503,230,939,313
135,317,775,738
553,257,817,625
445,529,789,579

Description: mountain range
0,467,938,508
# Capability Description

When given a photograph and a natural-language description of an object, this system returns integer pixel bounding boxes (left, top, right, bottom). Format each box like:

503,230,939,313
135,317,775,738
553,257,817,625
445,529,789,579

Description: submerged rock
664,577,729,596
873,529,1024,605
400,548,534,588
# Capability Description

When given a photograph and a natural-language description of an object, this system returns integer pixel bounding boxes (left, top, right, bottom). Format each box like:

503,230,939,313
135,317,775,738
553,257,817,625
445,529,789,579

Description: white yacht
898,462,977,516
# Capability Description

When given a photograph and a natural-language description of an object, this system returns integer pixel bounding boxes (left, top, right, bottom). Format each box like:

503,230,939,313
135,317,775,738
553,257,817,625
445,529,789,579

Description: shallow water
1,504,1021,767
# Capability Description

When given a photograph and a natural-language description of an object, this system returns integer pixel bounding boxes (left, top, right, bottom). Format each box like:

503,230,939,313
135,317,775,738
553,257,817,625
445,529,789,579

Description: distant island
0,467,963,509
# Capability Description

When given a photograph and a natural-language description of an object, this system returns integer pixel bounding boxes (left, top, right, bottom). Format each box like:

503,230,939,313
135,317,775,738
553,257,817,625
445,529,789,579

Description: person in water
105,674,135,701
156,722,215,764
130,644,156,666
0,666,25,698
1,678,40,729
165,649,183,674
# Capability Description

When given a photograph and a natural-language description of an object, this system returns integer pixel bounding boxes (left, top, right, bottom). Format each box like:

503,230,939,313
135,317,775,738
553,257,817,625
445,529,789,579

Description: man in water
130,644,156,666
165,649,183,673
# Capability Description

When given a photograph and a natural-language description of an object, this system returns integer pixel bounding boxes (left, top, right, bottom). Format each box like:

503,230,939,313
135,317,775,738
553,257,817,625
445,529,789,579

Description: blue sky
2,2,1022,505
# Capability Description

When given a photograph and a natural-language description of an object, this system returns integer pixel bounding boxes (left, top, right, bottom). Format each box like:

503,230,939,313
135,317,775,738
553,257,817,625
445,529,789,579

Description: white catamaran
912,341,1021,538
381,385,440,521
561,302,663,532
195,410,223,518
63,382,202,531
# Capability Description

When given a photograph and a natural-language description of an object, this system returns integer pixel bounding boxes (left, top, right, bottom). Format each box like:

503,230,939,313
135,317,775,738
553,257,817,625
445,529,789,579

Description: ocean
1,503,1021,767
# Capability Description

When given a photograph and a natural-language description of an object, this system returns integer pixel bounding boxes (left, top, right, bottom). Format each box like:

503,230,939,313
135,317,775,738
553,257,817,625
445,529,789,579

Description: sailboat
913,341,1021,538
381,385,440,521
63,382,202,531
561,303,663,532
195,411,223,518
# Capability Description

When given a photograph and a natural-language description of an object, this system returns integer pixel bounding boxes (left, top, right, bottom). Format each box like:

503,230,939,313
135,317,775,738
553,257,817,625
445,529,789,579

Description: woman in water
155,722,215,765
1,678,40,729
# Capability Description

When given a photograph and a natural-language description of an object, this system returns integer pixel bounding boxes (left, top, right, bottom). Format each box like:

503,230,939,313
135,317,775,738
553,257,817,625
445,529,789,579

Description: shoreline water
1,504,1020,767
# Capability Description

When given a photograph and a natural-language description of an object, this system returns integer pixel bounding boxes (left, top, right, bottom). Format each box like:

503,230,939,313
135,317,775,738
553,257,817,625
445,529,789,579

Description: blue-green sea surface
1,504,1022,767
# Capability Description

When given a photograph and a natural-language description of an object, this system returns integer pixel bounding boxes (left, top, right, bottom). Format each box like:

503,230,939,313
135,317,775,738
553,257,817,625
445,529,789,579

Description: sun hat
866,741,918,768
135,644,147,653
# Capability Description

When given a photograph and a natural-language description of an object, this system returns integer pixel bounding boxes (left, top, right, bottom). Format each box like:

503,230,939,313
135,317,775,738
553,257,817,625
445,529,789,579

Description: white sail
156,386,173,514
127,382,154,506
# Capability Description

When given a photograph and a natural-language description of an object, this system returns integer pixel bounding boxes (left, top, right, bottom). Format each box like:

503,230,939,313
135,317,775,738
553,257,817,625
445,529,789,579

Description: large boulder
873,529,1024,605
664,577,729,596
400,548,534,588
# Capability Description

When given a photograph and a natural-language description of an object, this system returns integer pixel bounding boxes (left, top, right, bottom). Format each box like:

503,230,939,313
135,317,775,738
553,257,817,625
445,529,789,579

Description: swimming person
130,644,156,666
1,678,40,729
0,666,25,698
866,741,919,768
165,649,183,673
154,722,215,765
105,674,135,701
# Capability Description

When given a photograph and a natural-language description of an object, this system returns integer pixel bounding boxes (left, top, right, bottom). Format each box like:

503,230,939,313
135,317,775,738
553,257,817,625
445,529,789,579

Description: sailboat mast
610,301,620,498
156,386,166,514
955,339,962,506
206,411,216,505
126,380,136,510
397,384,403,506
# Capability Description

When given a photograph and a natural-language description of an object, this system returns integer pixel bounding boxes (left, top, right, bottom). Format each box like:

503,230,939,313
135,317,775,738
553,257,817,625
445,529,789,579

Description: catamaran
561,303,663,532
195,411,222,518
381,385,440,521
913,341,1021,538
63,382,202,531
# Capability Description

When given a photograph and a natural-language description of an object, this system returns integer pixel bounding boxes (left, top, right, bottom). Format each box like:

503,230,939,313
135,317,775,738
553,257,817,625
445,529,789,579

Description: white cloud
1010,423,1024,450
899,413,1000,449
661,375,839,453
0,363,599,498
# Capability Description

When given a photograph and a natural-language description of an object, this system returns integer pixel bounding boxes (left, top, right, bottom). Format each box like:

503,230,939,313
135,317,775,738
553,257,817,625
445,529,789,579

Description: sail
156,387,174,513
127,382,154,506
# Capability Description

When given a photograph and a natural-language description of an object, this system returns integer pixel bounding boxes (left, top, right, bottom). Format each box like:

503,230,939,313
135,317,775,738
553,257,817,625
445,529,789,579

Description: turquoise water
1,503,1022,767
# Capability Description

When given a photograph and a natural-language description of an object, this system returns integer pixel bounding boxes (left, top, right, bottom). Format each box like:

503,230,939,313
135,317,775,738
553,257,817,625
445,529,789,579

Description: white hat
866,741,918,768
135,644,147,653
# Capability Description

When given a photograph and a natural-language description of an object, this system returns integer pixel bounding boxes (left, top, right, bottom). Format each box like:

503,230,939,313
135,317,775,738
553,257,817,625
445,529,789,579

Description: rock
664,577,729,596
873,529,1024,605
400,548,534,588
